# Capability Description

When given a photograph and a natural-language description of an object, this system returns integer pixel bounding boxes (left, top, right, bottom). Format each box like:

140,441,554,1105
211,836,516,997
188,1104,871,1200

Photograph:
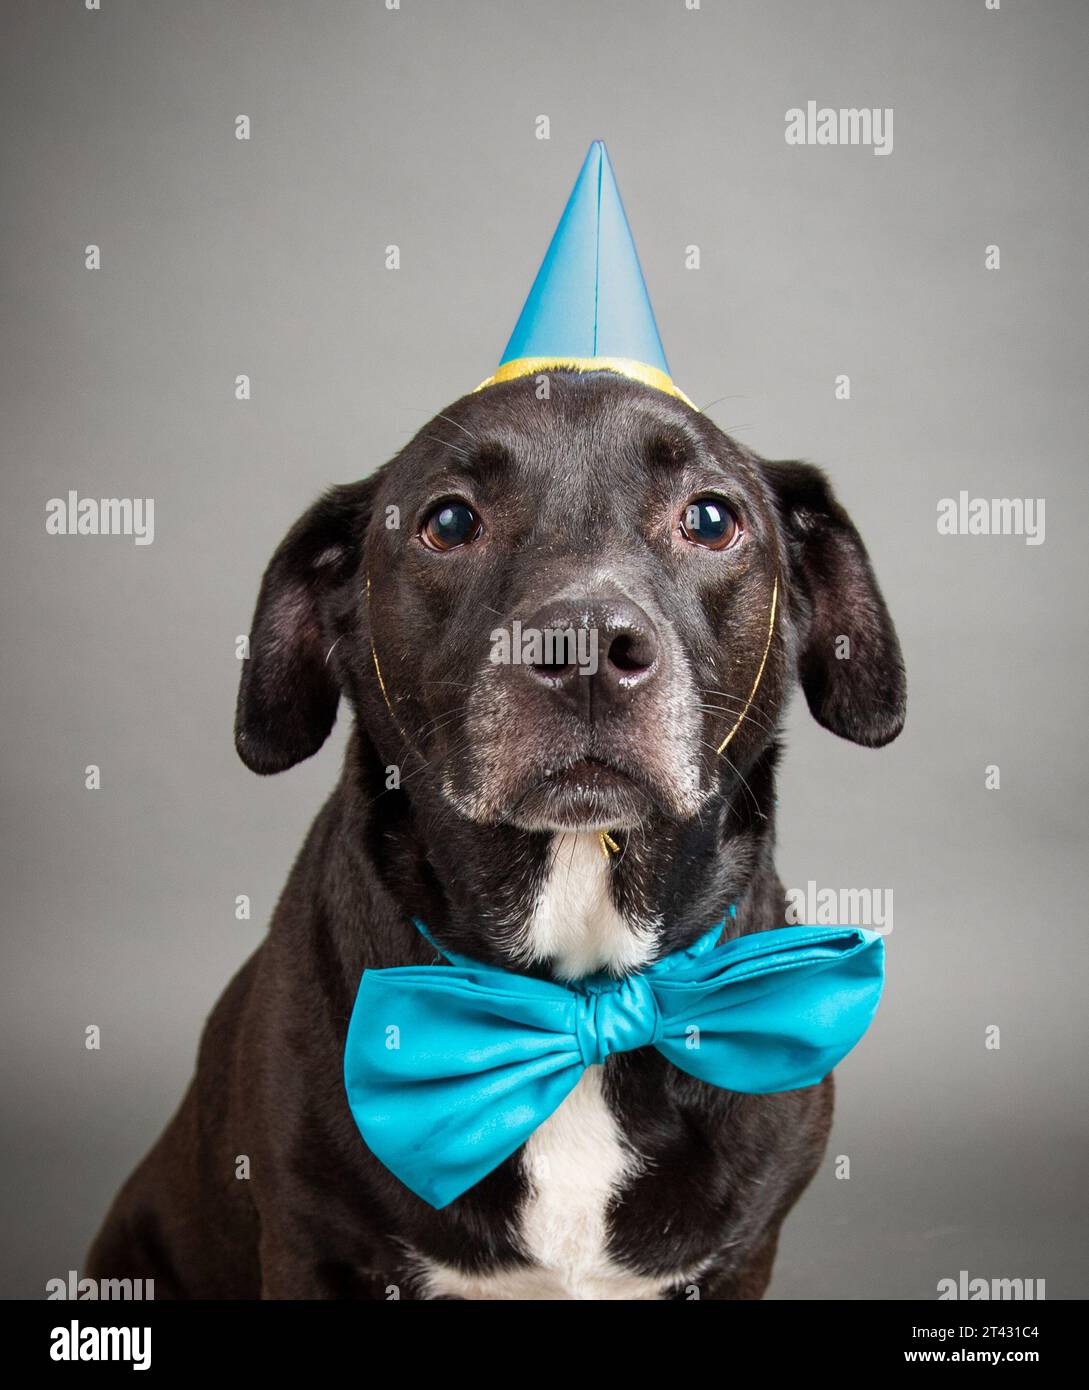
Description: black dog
88,370,905,1299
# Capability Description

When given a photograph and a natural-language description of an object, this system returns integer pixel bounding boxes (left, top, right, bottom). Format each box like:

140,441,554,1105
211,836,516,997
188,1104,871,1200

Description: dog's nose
521,595,660,710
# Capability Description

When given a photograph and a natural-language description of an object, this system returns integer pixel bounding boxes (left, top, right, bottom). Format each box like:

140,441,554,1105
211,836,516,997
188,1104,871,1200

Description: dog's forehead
410,377,754,498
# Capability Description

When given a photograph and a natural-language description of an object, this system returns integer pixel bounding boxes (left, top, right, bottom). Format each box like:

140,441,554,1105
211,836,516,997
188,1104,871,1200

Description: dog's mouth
505,756,655,833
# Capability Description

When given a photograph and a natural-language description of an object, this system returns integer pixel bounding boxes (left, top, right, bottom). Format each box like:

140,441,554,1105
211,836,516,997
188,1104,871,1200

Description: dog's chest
419,835,688,1300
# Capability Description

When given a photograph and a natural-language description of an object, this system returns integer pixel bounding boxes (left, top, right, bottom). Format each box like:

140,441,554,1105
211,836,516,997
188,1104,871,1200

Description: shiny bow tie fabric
344,920,885,1208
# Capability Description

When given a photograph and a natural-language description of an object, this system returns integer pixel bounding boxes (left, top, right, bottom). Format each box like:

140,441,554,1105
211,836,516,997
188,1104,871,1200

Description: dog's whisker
423,434,472,460
411,702,474,744
697,684,763,705
700,740,765,820
696,393,749,413
696,697,773,722
414,710,468,744
434,412,479,443
695,703,776,738
695,695,776,730
360,730,478,815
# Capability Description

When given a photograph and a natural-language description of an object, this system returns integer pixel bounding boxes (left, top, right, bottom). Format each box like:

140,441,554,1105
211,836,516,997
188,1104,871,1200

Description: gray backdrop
2,0,1087,1300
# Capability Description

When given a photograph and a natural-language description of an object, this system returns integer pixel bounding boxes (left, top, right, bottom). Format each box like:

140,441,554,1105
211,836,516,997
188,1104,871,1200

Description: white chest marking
515,831,656,980
420,1067,675,1300
418,837,689,1300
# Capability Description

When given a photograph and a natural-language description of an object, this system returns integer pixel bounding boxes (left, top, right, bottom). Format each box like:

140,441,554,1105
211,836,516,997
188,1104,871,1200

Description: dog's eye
679,497,740,550
420,500,483,551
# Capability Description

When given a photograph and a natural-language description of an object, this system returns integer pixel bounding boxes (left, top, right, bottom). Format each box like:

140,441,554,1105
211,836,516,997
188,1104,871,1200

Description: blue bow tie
344,917,885,1209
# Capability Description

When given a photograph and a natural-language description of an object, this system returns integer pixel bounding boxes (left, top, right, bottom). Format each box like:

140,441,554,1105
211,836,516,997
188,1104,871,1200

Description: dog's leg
86,1080,260,1299
256,1223,409,1300
87,956,267,1297
699,1076,836,1301
690,1228,783,1301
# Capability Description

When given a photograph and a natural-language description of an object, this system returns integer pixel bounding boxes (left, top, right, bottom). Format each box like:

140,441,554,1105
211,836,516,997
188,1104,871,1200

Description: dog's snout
522,595,660,708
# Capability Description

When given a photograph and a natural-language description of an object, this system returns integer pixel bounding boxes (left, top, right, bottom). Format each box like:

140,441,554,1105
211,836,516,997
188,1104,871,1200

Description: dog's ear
235,479,375,774
760,459,905,748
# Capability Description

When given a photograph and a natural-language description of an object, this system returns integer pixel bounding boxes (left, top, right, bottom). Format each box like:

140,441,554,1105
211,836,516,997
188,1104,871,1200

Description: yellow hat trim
475,356,697,411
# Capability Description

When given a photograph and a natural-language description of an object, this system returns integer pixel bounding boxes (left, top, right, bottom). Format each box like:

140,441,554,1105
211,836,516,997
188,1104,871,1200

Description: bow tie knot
574,975,662,1066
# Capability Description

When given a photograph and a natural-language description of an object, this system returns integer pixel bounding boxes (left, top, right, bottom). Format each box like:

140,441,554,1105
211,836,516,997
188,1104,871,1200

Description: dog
87,369,905,1299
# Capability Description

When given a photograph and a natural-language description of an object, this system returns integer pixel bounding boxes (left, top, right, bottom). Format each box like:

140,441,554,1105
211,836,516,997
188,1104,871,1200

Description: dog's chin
503,758,656,833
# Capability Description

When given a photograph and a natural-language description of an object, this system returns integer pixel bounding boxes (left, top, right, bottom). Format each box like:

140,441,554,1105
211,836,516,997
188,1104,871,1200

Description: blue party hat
477,141,694,407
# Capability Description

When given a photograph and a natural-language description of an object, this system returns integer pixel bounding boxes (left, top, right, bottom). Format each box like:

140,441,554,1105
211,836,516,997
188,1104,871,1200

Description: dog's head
236,373,904,944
